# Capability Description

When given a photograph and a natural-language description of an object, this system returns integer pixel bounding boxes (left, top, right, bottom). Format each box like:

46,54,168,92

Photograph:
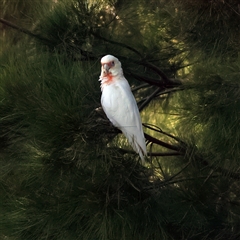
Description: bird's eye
111,61,115,66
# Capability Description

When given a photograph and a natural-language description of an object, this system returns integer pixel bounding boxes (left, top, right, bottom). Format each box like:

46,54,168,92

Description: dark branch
144,133,182,152
0,18,96,61
166,162,191,181
139,88,162,111
131,83,150,92
137,60,170,83
155,87,185,96
162,175,220,187
149,152,182,157
108,147,182,157
189,152,240,181
127,72,166,88
0,18,51,43
91,31,181,88
144,175,220,191
90,31,143,58
98,111,240,181
143,123,186,145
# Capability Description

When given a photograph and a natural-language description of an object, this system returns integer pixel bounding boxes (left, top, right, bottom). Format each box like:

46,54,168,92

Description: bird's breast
102,73,113,84
101,83,121,110
100,73,115,90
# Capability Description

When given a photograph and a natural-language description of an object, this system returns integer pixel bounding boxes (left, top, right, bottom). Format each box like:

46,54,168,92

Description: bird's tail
123,131,147,164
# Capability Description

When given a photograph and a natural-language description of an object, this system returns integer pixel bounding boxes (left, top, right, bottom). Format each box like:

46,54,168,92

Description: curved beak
103,63,110,72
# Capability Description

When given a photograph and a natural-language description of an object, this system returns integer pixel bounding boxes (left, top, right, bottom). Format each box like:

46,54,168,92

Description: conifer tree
1,0,240,239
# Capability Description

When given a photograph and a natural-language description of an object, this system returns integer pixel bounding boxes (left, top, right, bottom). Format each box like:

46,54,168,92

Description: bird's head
100,55,122,78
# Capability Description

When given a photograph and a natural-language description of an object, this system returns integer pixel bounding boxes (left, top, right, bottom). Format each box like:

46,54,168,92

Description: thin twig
139,88,162,111
91,31,143,58
145,175,220,190
163,175,220,186
191,153,240,181
131,83,150,92
156,86,185,96
166,161,191,182
143,123,186,144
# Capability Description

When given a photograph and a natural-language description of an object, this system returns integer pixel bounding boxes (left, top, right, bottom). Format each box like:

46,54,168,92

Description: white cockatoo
99,54,147,163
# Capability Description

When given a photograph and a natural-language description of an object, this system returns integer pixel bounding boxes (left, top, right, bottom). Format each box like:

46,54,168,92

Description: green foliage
1,0,240,240
0,0,52,45
173,0,240,60
178,59,240,167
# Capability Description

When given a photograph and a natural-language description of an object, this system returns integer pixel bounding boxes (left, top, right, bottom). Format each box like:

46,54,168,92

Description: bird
99,54,147,163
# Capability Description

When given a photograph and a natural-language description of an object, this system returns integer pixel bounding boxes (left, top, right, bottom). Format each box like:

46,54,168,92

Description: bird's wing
101,78,147,159
101,79,139,129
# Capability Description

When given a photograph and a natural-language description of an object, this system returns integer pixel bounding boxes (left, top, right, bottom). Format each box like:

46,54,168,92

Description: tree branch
131,83,150,92
90,31,143,58
0,18,51,43
137,60,171,84
144,133,182,152
91,31,182,88
0,18,96,60
127,72,166,88
107,147,182,157
143,123,186,145
166,161,191,182
144,175,220,191
139,88,162,111
156,86,185,96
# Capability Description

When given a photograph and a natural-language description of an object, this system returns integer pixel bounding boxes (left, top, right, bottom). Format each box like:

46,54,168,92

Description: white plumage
99,54,147,163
